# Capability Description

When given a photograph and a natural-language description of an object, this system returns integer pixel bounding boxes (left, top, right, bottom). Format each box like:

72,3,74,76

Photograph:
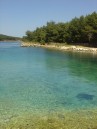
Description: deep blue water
0,42,97,120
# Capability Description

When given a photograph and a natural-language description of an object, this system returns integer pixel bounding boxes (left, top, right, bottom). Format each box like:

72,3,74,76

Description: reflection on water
44,49,97,82
65,52,97,83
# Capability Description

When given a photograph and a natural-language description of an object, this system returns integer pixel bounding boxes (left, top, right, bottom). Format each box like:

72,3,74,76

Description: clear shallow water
0,42,97,122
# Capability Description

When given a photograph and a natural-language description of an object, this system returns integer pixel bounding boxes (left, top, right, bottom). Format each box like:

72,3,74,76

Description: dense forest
0,34,20,41
23,12,97,47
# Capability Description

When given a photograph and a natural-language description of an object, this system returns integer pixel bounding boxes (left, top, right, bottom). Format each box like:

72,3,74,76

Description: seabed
0,109,97,129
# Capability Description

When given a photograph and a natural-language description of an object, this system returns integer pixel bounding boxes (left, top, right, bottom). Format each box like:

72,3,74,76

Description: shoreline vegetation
23,12,97,48
0,34,20,41
21,42,97,54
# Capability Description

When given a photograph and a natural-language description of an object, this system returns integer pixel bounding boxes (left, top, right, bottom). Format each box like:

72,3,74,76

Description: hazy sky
0,0,97,37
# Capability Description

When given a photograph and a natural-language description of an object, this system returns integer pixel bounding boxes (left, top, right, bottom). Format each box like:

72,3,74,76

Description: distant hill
0,34,21,41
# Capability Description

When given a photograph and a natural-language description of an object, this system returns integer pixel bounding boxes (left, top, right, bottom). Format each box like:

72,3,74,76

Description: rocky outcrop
21,42,97,53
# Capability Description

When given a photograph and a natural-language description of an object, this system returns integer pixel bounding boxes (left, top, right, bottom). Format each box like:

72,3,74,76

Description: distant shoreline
0,40,21,42
21,42,97,54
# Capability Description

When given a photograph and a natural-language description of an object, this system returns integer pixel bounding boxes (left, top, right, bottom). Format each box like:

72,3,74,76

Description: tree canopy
23,12,97,47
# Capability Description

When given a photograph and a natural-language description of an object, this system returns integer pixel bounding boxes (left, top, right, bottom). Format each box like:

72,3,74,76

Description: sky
0,0,97,37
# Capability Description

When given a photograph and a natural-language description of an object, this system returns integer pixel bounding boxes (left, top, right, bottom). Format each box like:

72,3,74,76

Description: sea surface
0,42,97,127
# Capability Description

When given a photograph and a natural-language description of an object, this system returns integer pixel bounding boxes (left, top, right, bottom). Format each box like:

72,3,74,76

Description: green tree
24,12,97,47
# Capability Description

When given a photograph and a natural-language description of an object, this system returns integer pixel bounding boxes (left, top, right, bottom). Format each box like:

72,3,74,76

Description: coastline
0,40,21,42
21,42,97,54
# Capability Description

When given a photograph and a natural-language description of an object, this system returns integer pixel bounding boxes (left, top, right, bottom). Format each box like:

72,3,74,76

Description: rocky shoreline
21,42,97,53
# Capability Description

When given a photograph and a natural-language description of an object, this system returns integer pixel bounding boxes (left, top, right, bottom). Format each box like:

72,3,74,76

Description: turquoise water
0,42,97,121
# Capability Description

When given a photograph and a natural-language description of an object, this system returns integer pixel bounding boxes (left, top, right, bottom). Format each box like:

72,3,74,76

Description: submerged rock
76,93,94,100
